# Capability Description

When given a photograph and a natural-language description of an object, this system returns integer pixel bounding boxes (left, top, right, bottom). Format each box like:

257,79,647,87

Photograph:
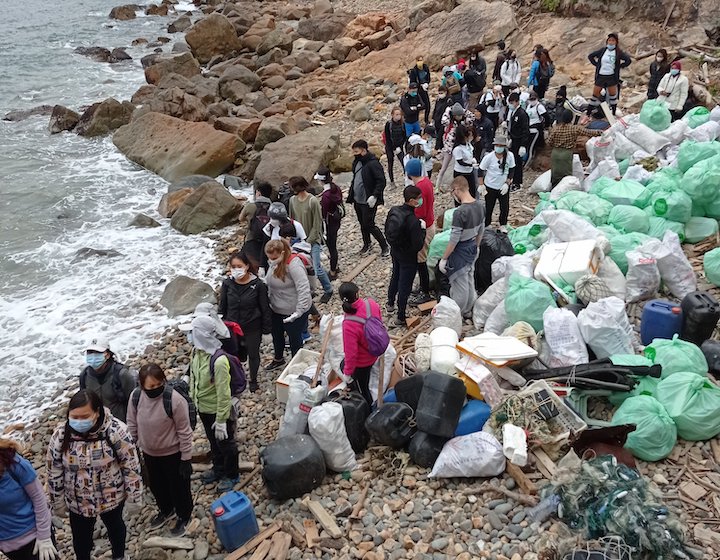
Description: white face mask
269,219,280,228
230,267,246,280
268,257,282,265
656,55,664,63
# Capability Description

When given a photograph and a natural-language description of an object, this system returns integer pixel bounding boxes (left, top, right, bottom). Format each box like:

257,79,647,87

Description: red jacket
342,298,382,376
414,177,435,225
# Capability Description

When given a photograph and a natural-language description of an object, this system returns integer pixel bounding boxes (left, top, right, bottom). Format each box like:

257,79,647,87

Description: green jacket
189,350,231,422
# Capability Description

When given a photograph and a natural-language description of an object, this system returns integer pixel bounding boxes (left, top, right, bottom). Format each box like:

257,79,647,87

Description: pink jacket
342,298,382,376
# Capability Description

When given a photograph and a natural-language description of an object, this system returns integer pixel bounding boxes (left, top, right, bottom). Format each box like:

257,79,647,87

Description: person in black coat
647,49,670,100
384,185,425,327
505,92,530,190
347,140,389,256
472,103,495,162
400,83,426,136
587,33,631,115
408,56,431,123
432,85,452,150
383,107,408,185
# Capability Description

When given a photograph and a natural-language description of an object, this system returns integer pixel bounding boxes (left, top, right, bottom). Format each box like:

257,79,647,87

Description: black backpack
277,183,293,213
131,379,197,429
249,200,271,239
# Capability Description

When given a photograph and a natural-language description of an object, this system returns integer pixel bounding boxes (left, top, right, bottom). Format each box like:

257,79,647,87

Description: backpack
445,75,461,95
222,320,248,362
249,200,271,240
290,252,316,277
383,207,405,249
346,299,390,357
210,349,247,397
131,379,198,430
79,362,133,404
278,183,293,213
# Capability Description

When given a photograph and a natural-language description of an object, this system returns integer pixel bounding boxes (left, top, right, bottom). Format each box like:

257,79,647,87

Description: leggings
485,187,510,226
351,364,374,405
418,87,431,123
325,217,341,271
385,146,405,183
241,319,263,383
69,504,126,560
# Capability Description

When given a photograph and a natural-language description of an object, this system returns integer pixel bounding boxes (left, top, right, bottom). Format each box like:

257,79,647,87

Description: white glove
283,312,300,324
471,157,478,166
519,146,527,158
213,421,228,441
258,267,266,280
323,184,331,192
52,500,67,518
124,501,143,517
422,83,429,91
439,259,448,274
419,219,426,230
33,539,58,560
500,183,509,196
394,147,401,155
367,196,377,209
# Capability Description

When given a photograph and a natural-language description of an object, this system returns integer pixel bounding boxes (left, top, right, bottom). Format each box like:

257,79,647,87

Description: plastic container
533,240,601,286
640,299,683,345
324,391,370,453
275,349,321,403
394,373,426,411
408,431,448,468
211,491,259,552
383,388,398,403
517,380,587,443
365,402,415,449
681,291,720,346
260,434,326,500
430,327,460,374
454,399,492,436
701,340,720,376
416,371,467,438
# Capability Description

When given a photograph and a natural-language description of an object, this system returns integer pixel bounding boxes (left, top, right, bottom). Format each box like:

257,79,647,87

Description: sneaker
510,184,522,192
393,317,406,329
386,302,396,314
499,225,508,233
410,292,433,305
149,511,175,530
302,331,312,343
217,477,239,493
248,380,259,393
320,291,333,304
358,245,371,255
380,247,390,258
265,359,286,371
201,470,221,485
170,518,189,538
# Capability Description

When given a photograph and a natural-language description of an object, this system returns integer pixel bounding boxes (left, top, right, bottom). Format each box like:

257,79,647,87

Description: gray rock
487,511,503,531
170,182,243,235
48,105,80,134
75,97,134,137
193,541,209,560
129,213,161,228
169,175,220,193
159,275,216,316
430,537,448,551
350,104,371,122
3,105,54,122
72,247,123,262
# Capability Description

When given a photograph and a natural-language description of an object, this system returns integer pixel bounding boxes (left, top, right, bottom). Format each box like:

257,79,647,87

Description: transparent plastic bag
431,295,463,337
543,307,588,367
625,250,660,303
504,273,556,333
644,334,708,379
577,297,635,359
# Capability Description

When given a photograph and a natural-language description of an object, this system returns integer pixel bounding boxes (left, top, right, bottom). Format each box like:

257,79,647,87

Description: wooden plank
533,449,557,478
680,481,707,502
417,300,438,314
662,0,676,29
142,537,194,550
405,316,421,329
505,462,538,495
600,101,616,126
341,254,377,282
710,438,720,465
249,540,272,560
304,500,343,539
304,519,319,549
266,531,292,560
237,465,261,491
225,523,281,560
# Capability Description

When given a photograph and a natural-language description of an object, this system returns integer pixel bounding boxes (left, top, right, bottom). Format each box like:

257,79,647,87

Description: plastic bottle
526,494,561,524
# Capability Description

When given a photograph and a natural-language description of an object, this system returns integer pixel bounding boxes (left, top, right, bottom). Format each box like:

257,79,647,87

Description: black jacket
433,96,452,129
347,152,386,205
507,106,530,147
219,276,272,334
648,61,670,99
408,64,431,85
474,115,495,152
384,120,407,151
464,67,486,93
588,46,631,83
400,92,425,124
384,204,424,263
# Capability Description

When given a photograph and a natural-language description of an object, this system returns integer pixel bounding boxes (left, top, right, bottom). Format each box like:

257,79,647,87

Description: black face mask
144,385,164,399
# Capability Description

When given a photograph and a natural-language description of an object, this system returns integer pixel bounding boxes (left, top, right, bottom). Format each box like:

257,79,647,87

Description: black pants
354,203,388,251
144,451,193,521
535,79,549,101
670,110,683,122
485,188,510,226
501,85,513,97
528,124,544,160
418,87,430,123
241,318,263,383
487,112,500,129
417,262,430,293
200,411,239,479
271,310,308,360
351,364,374,405
509,144,524,186
69,504,125,560
384,146,405,183
325,217,341,271
388,258,418,321
454,170,477,198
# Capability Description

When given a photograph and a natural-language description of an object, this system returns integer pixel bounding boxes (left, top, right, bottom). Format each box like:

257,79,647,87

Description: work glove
283,312,300,324
394,147,401,155
500,183,509,196
213,421,229,441
367,196,377,209
419,219,426,230
33,539,58,560
258,267,266,280
179,459,193,481
52,500,67,518
519,146,527,158
422,83,429,91
124,501,143,517
439,259,448,275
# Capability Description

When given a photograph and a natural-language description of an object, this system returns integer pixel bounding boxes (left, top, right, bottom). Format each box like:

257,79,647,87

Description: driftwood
462,482,539,507
679,49,720,63
662,0,676,29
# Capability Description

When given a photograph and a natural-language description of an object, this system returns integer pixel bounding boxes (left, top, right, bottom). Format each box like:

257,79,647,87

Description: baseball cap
86,336,110,353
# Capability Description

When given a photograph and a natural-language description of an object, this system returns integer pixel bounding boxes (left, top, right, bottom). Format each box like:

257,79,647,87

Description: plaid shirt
548,124,602,149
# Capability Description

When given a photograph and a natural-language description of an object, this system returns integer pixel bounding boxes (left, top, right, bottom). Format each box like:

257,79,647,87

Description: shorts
417,224,436,264
595,74,618,89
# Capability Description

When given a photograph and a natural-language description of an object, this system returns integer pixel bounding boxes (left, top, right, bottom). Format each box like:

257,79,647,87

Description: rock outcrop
75,98,134,137
185,13,242,64
48,105,80,134
296,13,353,42
109,4,139,20
128,213,161,228
170,182,243,235
159,275,216,316
144,52,201,85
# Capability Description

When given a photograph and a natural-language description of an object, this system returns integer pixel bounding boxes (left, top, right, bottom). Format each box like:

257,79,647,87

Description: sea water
0,0,221,424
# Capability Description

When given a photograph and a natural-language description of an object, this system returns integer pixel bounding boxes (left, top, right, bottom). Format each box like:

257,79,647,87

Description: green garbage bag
534,193,555,216
647,216,685,241
681,154,720,204
649,189,692,223
645,173,681,198
572,194,614,226
508,225,543,253
598,225,620,240
655,371,720,441
704,247,720,286
611,395,677,461
618,158,630,175
555,191,590,213
442,208,456,231
588,176,617,197
683,106,711,129
608,232,652,274
644,334,708,378
609,354,654,367
702,195,720,220
606,205,650,234
597,179,651,208
677,140,720,173
692,199,707,217
608,376,660,406
640,99,672,132
684,216,719,244
504,273,556,333
427,228,450,268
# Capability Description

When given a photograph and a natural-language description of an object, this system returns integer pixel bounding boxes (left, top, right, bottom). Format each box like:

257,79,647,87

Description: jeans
311,243,332,294
384,146,405,183
485,187,510,226
388,258,418,321
199,410,239,479
144,451,193,521
354,203,388,251
69,504,126,560
449,263,477,317
325,217,341,271
271,310,309,360
404,121,422,137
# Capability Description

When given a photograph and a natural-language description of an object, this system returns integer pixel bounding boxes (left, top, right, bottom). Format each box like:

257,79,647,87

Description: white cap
86,336,110,353
408,134,424,146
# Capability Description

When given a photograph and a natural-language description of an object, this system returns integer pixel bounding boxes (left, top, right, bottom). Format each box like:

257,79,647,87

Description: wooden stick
304,500,343,539
376,355,385,407
313,316,334,386
226,523,281,560
710,439,720,465
341,254,377,282
462,483,539,506
349,482,370,519
687,468,720,494
662,0,676,29
506,462,538,495
303,520,319,549
249,540,272,560
266,531,292,560
393,315,432,348
237,465,261,491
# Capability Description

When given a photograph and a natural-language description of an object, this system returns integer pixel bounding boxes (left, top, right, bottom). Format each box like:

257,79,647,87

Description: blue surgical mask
69,418,95,434
670,68,680,76
607,44,616,51
409,91,417,97
86,353,106,370
495,147,505,154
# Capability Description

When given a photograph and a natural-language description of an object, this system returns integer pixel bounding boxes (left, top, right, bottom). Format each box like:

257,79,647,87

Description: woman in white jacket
657,60,689,121
500,50,521,96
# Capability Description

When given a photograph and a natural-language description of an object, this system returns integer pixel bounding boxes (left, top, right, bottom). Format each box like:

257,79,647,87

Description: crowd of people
0,33,704,560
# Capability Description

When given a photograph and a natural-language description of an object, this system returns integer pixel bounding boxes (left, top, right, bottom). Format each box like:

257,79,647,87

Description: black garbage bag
475,228,514,293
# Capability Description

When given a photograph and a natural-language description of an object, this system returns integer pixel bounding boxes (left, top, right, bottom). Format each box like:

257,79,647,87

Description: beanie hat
268,202,288,220
671,60,682,70
451,103,464,116
405,158,423,178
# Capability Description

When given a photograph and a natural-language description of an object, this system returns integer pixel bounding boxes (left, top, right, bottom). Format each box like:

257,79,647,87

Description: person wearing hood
47,390,143,560
0,438,58,560
506,92,530,191
126,364,193,537
219,251,272,392
408,56,431,124
316,167,344,280
187,313,239,493
400,82,426,136
432,86,452,150
383,106,408,187
469,51,487,86
238,181,273,270
347,140,390,257
438,103,475,187
479,134,515,232
647,48,670,99
500,50,521,96
441,66,463,105
587,33,631,115
262,202,307,243
403,133,432,186
79,337,137,423
657,61,689,121
472,102,495,162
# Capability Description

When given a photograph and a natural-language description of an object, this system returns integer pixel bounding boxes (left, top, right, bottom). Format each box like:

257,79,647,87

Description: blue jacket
527,60,540,87
0,456,38,542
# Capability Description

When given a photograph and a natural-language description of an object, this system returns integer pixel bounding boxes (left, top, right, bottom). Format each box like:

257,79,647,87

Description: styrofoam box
533,239,600,286
275,349,321,403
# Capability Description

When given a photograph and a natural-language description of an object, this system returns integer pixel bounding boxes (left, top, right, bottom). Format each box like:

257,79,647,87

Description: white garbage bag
596,257,626,300
710,105,720,123
577,296,635,359
686,120,720,143
540,209,607,251
660,119,690,144
431,295,463,336
278,375,327,438
429,432,506,478
584,157,621,190
586,136,614,172
623,164,653,185
625,250,660,303
369,343,396,403
484,303,509,335
638,231,697,299
308,402,358,472
543,307,589,367
622,121,671,154
573,154,585,182
472,278,508,329
529,169,552,193
491,251,537,282
613,132,644,161
549,176,582,201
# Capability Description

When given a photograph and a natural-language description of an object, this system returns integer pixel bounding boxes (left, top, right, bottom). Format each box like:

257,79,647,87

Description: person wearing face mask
316,166,344,280
79,337,137,423
648,49,670,100
438,103,475,187
526,91,549,163
406,158,436,305
463,58,487,115
657,61,689,121
384,185,426,327
383,107,408,187
480,83,505,129
505,92,530,192
126,364,193,536
403,134,431,186
587,33,632,116
479,135,515,232
401,82,426,136
47,390,143,560
469,51,487,85
499,50,521,97
238,181,272,270
262,202,307,242
472,103,495,162
219,252,272,392
408,56,431,124
432,86,452,150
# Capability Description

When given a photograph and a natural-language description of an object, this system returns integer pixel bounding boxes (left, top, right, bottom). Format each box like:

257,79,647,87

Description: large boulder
113,112,239,182
168,175,219,193
144,52,201,85
254,126,340,186
160,275,216,316
185,13,242,64
129,213,161,228
145,3,169,16
170,182,243,234
139,87,208,122
168,15,192,33
76,98,134,137
408,0,456,31
253,115,298,151
214,117,262,142
74,46,113,63
109,4,139,20
218,65,262,103
256,29,294,56
3,105,54,122
158,187,194,217
297,13,353,42
48,105,79,134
